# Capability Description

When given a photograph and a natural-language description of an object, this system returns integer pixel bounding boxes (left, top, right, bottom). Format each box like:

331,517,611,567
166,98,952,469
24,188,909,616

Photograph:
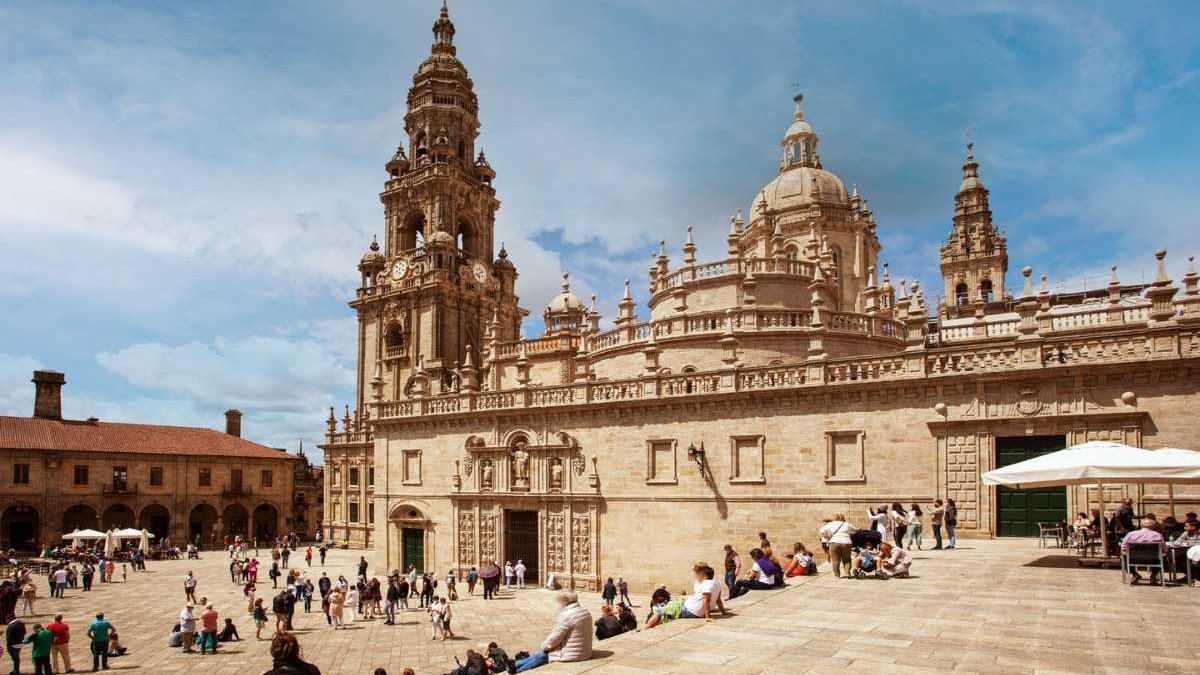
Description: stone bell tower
350,2,522,411
939,143,1007,309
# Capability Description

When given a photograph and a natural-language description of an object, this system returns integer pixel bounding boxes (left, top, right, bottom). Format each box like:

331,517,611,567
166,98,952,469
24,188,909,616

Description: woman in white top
818,514,856,578
888,502,909,548
906,504,924,550
681,563,724,620
867,506,889,540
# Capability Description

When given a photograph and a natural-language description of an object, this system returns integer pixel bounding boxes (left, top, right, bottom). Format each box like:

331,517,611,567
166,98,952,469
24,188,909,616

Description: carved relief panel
546,512,566,573
457,511,475,565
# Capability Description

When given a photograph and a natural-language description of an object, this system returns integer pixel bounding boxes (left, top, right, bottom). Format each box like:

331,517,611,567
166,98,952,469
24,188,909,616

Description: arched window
955,282,969,306
384,323,405,359
414,131,428,160
980,279,994,303
401,212,425,251
785,245,800,260
456,218,477,257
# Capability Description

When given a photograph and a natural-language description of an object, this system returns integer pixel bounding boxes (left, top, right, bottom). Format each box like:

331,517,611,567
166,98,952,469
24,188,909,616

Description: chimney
224,409,243,437
31,370,66,420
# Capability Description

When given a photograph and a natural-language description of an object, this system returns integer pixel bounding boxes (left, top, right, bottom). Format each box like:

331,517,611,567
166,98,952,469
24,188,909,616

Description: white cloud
0,354,45,417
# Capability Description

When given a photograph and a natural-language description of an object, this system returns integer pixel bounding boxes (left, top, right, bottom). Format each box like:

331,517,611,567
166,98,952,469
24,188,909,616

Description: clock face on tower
391,260,408,280
472,261,488,284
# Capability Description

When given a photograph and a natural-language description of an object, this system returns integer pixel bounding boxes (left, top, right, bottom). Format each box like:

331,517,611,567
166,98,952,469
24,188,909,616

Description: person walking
86,613,113,672
302,578,315,614
466,567,477,597
6,616,26,675
253,598,268,640
304,548,313,568
183,571,198,603
329,589,346,630
818,513,856,578
503,561,514,590
944,498,959,549
384,580,399,625
318,544,327,567
514,560,527,589
907,504,924,550
46,614,72,674
81,564,94,592
52,567,68,599
616,576,631,607
395,577,409,611
601,578,616,607
269,563,280,589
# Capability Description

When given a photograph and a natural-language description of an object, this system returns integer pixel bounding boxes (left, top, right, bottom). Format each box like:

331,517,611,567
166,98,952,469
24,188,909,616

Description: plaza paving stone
11,540,1198,674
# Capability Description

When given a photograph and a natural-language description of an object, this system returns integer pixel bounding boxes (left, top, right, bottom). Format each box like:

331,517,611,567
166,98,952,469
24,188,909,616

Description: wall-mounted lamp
687,442,707,479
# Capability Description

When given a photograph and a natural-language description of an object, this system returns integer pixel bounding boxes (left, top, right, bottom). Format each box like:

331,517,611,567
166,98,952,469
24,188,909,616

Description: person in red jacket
46,613,72,674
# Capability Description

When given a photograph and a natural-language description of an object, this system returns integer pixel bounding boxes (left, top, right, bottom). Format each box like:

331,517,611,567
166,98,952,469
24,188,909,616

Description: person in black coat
261,632,321,675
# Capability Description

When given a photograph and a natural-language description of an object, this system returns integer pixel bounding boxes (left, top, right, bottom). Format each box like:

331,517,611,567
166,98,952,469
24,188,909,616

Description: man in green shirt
23,622,53,675
86,612,114,671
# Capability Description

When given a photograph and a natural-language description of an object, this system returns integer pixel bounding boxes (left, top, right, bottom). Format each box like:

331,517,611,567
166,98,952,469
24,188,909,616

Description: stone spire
940,141,1007,308
432,0,456,55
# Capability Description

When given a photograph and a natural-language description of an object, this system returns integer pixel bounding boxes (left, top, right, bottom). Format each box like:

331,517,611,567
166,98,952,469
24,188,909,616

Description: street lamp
687,442,707,479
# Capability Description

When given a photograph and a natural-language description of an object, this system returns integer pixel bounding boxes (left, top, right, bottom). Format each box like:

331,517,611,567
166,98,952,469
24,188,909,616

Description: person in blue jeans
5,616,26,675
514,591,592,672
88,612,114,671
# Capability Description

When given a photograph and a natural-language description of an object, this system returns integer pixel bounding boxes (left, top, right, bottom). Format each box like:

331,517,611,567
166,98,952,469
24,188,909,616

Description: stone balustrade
369,319,1200,422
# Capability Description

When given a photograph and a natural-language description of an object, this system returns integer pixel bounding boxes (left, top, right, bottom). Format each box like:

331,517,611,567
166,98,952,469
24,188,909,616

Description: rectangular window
231,468,243,490
402,449,422,485
349,467,359,487
261,469,273,488
729,435,766,483
149,466,164,487
198,468,212,487
349,502,360,523
74,465,89,486
368,466,375,487
112,466,128,491
13,463,30,485
368,501,375,524
825,430,866,483
645,439,677,484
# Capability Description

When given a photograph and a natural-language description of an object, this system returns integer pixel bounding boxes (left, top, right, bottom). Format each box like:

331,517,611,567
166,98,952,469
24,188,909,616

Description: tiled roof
0,415,297,461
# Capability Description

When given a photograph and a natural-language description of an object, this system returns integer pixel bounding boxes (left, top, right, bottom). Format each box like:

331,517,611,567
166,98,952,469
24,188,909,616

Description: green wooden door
402,528,425,573
996,436,1067,537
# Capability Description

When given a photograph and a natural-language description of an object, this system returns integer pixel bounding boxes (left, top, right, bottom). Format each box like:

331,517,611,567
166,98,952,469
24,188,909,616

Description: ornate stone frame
645,438,678,485
728,434,766,484
824,430,866,483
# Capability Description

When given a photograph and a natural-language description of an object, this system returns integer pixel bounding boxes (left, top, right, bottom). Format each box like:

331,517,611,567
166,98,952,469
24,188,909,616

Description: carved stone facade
324,5,1200,591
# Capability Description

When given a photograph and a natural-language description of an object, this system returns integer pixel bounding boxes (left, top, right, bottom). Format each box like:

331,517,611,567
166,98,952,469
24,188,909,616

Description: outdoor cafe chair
1121,542,1167,587
1037,522,1062,548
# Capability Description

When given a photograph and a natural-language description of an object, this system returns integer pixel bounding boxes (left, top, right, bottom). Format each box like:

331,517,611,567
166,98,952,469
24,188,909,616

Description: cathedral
321,4,1200,591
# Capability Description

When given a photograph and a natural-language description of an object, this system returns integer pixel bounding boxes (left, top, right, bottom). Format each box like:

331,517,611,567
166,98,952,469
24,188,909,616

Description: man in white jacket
514,591,593,671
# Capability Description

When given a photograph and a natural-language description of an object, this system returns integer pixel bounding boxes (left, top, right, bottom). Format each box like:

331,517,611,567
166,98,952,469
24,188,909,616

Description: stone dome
359,238,385,268
546,273,585,313
754,165,849,214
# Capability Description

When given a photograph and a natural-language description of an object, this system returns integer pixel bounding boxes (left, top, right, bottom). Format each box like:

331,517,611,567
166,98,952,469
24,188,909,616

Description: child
122,564,128,582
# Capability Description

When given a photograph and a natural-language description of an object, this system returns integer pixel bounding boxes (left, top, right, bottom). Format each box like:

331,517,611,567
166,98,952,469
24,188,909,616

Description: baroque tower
351,2,522,412
939,143,1007,309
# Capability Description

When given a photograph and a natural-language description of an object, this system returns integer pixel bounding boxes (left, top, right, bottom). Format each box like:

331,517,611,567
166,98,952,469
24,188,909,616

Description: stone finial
622,278,632,300
1021,266,1034,299
1039,273,1049,296
561,271,571,294
1183,256,1199,296
683,226,696,264
589,293,598,313
1109,265,1119,286
1153,248,1170,285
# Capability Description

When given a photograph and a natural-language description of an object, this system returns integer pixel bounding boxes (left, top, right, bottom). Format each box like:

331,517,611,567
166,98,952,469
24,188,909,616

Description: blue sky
2,1,1198,458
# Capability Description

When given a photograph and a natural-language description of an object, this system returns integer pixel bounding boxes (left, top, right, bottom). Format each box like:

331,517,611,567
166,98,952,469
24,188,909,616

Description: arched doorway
252,503,278,541
189,503,218,547
389,504,429,574
222,504,249,539
63,504,100,533
101,503,136,530
1,504,40,551
139,504,171,540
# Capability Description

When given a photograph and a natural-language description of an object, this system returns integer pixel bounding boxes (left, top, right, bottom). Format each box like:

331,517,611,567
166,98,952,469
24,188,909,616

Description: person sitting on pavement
616,602,637,633
681,562,725,620
783,542,817,578
852,542,880,579
728,548,778,598
1120,516,1165,584
594,604,625,640
877,542,913,579
512,591,592,671
642,588,683,629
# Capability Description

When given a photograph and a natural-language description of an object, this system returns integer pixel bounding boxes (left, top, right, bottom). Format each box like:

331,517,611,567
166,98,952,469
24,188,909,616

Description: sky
2,1,1198,459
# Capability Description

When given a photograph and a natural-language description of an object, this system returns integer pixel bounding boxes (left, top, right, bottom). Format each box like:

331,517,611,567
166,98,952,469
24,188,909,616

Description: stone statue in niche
511,441,530,488
549,457,564,491
481,459,494,491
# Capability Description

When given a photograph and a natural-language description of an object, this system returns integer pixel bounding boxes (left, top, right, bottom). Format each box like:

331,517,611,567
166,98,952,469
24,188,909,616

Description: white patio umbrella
112,527,148,539
982,441,1200,559
103,529,115,557
62,528,107,540
139,528,152,551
